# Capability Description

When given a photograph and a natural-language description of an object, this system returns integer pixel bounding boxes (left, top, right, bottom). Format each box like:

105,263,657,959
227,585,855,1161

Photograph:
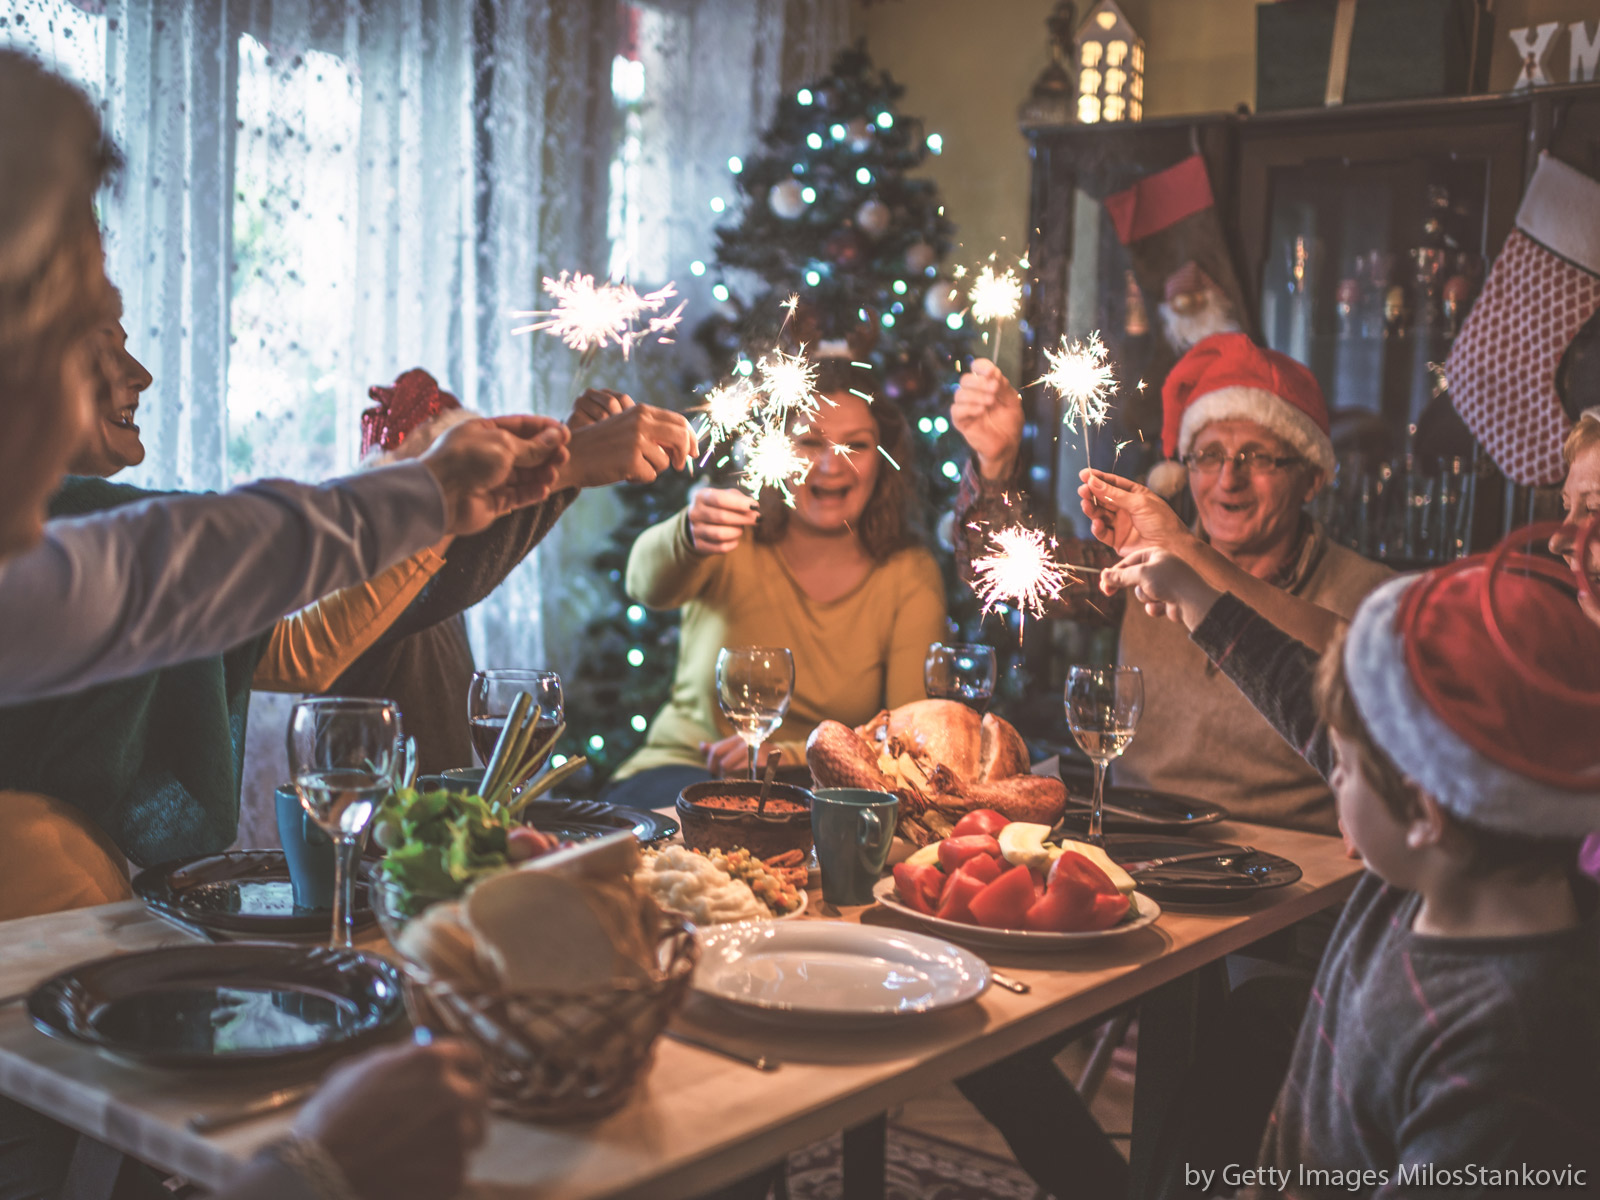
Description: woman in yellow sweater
605,361,948,809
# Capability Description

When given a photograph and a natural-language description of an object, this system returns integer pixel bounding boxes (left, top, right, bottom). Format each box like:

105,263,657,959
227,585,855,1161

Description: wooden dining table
0,818,1360,1200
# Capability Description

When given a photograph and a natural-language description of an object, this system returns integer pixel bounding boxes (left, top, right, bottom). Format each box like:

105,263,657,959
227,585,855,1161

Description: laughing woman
604,360,947,809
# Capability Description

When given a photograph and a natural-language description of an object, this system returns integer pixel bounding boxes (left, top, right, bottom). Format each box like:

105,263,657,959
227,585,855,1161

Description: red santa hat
1146,333,1335,497
360,367,475,463
1343,524,1600,835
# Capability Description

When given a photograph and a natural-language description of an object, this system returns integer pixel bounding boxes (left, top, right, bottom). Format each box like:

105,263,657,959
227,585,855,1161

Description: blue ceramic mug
810,787,898,906
275,784,335,911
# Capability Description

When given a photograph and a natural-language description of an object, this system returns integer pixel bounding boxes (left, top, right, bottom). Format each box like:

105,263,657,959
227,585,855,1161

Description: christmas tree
567,43,988,790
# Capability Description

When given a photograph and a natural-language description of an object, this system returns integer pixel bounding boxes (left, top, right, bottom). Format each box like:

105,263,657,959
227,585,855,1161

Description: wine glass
468,669,563,772
288,698,403,948
1065,666,1144,846
924,642,997,708
716,646,795,781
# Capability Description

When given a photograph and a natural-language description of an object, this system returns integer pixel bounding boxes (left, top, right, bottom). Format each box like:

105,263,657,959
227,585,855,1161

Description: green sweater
0,478,270,865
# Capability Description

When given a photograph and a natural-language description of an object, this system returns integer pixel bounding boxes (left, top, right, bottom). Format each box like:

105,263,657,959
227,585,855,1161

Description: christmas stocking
1446,153,1600,485
1104,154,1249,354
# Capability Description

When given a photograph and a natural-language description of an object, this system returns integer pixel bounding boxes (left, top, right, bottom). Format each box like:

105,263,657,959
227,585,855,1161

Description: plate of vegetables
874,809,1160,951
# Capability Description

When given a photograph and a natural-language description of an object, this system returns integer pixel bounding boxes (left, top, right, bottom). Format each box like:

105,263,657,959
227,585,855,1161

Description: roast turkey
806,699,1065,843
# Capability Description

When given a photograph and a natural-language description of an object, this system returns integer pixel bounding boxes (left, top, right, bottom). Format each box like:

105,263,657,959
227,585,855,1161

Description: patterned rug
783,1125,1045,1200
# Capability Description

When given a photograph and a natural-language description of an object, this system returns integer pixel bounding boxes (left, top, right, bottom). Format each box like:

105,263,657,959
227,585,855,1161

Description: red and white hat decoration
1147,332,1336,497
1343,526,1600,836
360,367,476,465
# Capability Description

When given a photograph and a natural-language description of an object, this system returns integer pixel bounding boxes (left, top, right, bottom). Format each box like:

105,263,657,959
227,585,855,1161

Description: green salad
372,787,515,914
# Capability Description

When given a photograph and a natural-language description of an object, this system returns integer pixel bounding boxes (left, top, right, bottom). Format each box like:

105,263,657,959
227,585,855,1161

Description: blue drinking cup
810,787,898,906
274,784,335,911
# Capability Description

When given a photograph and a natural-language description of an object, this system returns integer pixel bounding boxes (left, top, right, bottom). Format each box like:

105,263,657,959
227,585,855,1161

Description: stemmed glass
924,642,998,708
1065,666,1144,846
288,698,403,948
468,669,563,771
716,646,795,781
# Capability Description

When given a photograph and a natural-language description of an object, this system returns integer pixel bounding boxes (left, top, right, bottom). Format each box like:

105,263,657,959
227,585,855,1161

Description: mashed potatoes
635,846,766,925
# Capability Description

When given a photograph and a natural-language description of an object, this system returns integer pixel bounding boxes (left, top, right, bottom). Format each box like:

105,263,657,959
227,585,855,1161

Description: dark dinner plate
28,943,405,1069
1096,833,1302,904
518,798,678,845
1054,770,1230,832
133,851,375,937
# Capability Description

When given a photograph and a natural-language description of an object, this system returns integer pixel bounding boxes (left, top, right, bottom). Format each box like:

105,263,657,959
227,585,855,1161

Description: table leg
841,1113,887,1200
59,1135,134,1200
1128,962,1228,1199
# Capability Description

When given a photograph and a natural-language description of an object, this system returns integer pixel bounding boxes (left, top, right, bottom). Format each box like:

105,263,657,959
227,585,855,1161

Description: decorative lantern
1075,0,1144,124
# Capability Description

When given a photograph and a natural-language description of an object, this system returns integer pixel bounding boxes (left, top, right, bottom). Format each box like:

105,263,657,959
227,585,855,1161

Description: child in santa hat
1101,531,1600,1194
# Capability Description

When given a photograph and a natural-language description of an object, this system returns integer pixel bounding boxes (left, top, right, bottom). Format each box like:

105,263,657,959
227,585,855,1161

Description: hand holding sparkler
569,388,633,429
687,486,761,555
1076,468,1189,557
1099,545,1224,632
554,402,698,491
952,358,1024,483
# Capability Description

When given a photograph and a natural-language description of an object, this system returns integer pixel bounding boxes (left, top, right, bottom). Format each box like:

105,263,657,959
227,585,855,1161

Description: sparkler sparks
741,423,813,505
756,346,821,419
700,379,757,444
1039,332,1117,433
970,526,1071,620
510,272,685,358
969,265,1023,327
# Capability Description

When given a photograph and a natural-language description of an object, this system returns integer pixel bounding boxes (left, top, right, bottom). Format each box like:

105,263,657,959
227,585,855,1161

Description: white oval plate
871,876,1161,951
692,921,990,1024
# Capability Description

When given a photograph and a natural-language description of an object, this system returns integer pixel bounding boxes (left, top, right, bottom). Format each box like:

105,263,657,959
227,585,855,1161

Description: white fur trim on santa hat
1343,575,1600,837
1177,386,1336,480
1146,458,1189,498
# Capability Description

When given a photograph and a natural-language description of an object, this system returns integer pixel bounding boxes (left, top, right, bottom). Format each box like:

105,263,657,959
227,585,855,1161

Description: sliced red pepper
937,834,1003,874
968,863,1037,929
936,870,989,924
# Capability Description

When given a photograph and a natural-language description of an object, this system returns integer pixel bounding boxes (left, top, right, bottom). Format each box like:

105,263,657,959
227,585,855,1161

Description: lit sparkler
969,265,1023,326
970,525,1072,623
510,272,685,358
699,378,758,445
741,422,813,506
756,346,820,419
1038,331,1118,501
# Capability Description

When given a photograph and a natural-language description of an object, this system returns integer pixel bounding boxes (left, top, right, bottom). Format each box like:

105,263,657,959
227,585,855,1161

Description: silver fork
1123,846,1258,873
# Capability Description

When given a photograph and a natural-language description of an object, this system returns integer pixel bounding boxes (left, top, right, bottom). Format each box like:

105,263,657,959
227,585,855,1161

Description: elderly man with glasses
952,332,1390,835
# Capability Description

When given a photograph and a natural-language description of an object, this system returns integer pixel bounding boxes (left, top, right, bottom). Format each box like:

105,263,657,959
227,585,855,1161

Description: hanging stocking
1104,154,1249,355
1445,153,1600,485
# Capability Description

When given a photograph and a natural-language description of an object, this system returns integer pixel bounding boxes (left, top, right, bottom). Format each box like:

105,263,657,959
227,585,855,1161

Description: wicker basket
396,914,698,1121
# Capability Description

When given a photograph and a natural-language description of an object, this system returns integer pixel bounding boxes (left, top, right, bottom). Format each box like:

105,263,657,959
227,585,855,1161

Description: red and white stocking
1446,154,1600,485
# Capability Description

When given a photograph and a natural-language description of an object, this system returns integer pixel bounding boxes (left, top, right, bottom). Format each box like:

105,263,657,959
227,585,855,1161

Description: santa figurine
1159,260,1242,353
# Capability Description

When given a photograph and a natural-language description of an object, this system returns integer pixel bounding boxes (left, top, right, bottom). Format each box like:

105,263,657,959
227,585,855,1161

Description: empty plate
1102,834,1303,903
133,851,374,938
693,922,989,1024
872,877,1162,951
28,943,405,1069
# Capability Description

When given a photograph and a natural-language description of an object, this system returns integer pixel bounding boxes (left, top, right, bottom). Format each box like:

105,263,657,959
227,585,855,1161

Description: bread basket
378,891,698,1121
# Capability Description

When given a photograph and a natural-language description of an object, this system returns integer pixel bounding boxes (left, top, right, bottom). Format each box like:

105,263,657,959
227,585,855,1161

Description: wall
855,0,1600,376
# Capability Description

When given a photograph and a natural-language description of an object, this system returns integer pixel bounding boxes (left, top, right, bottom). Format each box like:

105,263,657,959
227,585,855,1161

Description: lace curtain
5,0,845,835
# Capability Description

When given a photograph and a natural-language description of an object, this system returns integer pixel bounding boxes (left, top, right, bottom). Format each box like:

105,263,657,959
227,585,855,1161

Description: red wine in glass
469,714,561,773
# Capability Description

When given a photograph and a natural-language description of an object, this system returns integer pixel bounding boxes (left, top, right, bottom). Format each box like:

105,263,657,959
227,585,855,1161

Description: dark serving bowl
676,781,815,861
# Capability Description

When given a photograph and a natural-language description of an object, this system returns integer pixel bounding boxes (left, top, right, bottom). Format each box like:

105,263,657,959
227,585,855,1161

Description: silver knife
989,971,1031,994
1122,846,1258,874
188,1083,317,1133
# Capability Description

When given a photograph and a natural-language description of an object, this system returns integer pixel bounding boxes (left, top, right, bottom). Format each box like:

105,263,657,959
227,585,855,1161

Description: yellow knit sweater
612,510,948,779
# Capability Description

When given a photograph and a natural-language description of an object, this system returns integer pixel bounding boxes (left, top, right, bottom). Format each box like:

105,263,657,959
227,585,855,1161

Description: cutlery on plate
187,1083,317,1133
663,1029,779,1072
1122,846,1259,874
988,971,1030,994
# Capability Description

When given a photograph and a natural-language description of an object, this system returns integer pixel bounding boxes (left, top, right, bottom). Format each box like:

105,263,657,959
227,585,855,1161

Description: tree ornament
923,280,960,319
825,228,867,269
855,199,891,238
904,241,937,273
768,178,808,220
845,116,874,150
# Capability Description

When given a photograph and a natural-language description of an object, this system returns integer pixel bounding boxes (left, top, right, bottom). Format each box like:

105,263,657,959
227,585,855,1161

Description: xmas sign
1510,18,1600,86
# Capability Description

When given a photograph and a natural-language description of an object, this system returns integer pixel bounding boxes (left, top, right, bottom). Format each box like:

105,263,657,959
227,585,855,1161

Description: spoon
757,748,780,816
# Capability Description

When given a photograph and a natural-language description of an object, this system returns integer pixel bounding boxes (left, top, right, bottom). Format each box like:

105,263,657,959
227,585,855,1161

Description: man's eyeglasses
1182,447,1303,476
